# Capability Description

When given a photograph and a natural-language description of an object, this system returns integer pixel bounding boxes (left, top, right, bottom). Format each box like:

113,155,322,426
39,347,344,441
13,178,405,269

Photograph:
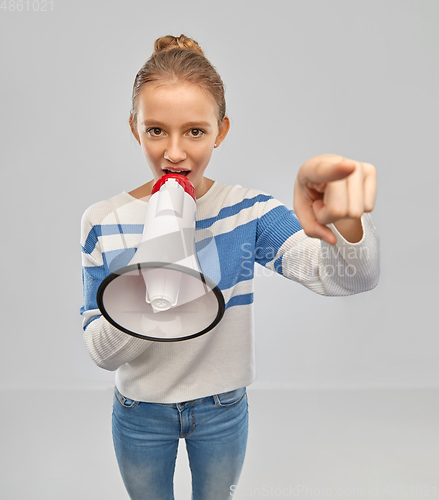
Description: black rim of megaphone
96,261,225,342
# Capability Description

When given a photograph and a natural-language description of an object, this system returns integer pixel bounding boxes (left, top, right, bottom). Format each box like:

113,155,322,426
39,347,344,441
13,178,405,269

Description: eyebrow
141,120,212,128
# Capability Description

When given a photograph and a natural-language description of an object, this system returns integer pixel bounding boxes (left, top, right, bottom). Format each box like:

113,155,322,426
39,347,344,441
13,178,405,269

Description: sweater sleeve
80,208,153,372
255,198,380,296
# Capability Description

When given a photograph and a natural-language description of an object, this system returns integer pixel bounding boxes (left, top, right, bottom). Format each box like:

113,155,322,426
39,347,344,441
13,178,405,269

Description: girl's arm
80,216,153,372
82,313,153,372
255,196,379,296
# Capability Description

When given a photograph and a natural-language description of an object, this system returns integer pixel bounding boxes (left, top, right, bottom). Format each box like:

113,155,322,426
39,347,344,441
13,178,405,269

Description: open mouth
163,169,190,177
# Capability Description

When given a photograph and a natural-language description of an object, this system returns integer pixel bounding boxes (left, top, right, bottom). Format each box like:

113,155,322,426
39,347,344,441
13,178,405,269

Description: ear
129,115,141,145
215,115,231,147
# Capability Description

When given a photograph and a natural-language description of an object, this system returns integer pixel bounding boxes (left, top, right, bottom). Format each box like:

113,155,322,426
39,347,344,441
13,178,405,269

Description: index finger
298,156,357,186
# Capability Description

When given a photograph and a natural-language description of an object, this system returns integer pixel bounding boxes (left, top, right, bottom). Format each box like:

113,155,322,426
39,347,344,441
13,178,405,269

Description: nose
164,139,187,164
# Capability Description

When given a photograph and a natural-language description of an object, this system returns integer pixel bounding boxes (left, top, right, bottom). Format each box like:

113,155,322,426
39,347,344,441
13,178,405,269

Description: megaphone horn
97,174,225,342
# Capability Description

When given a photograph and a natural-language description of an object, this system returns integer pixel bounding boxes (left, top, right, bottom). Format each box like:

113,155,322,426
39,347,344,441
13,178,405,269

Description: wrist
332,218,363,243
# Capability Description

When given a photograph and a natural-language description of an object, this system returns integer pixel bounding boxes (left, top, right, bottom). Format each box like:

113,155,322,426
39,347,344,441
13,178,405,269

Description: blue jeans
112,385,249,500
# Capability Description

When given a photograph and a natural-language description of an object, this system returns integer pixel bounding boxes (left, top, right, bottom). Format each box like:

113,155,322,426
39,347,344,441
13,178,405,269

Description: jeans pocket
214,387,246,408
114,386,140,409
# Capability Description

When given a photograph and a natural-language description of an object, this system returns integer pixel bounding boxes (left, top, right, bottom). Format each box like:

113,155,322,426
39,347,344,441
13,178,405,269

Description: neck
195,177,214,198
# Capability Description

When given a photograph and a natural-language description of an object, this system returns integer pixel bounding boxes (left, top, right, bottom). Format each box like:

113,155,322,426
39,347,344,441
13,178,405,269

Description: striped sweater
80,180,380,403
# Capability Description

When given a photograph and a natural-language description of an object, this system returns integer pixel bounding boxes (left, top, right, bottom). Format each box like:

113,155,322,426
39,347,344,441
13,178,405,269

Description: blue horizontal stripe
81,264,107,313
104,248,137,273
255,206,302,267
83,264,106,280
197,194,273,230
82,224,144,255
273,255,283,275
212,220,257,289
82,227,98,255
225,293,254,310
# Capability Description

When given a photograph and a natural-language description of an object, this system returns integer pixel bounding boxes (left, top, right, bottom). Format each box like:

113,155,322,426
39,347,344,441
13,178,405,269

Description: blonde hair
130,34,227,129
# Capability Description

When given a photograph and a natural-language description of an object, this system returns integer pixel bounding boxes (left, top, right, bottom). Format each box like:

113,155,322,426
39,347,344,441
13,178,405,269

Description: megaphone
96,174,225,342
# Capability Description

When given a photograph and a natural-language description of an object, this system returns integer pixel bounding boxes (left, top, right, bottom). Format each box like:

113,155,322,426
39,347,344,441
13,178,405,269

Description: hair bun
153,34,205,57
131,33,226,129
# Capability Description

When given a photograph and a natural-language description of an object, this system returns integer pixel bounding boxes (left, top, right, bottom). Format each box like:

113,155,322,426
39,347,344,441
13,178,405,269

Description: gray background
1,0,438,498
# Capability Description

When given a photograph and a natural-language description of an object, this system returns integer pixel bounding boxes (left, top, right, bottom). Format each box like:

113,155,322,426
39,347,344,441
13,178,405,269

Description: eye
145,127,205,138
189,128,205,138
146,127,163,137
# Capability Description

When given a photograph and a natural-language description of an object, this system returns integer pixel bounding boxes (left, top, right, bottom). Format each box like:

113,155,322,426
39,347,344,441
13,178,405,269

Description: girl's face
131,81,230,198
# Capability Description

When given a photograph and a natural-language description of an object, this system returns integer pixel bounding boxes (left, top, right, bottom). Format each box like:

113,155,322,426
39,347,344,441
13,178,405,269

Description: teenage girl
80,34,379,500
